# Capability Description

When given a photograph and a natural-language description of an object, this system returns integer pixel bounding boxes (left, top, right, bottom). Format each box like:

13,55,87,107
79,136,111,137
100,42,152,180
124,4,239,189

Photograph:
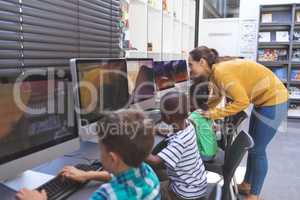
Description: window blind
0,0,121,69
0,0,22,68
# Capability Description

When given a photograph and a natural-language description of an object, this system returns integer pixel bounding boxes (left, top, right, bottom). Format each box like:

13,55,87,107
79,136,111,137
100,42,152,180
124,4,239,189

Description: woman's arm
208,72,250,120
208,96,223,109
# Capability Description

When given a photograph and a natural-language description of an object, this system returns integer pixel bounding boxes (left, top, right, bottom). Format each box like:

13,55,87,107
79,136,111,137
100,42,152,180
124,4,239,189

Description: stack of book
258,31,289,42
258,48,288,62
291,69,300,81
261,13,273,23
289,87,300,99
271,68,287,81
288,103,300,116
294,31,300,41
292,49,300,62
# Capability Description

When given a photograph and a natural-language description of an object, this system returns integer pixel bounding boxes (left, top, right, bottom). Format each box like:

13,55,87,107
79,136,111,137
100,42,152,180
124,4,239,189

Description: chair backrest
224,111,248,156
231,111,248,128
222,130,254,200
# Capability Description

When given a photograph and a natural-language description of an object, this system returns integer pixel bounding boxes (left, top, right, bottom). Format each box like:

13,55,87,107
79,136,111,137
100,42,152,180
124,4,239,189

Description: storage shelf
294,22,300,27
127,0,195,62
291,61,300,66
131,0,147,5
289,98,300,102
290,81,300,85
148,5,162,13
258,42,290,47
259,61,289,66
261,5,292,12
259,22,291,27
292,41,300,47
259,4,300,121
288,115,300,119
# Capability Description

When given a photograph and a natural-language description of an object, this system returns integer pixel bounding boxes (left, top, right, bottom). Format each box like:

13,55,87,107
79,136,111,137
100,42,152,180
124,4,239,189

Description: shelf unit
257,4,300,119
124,0,196,61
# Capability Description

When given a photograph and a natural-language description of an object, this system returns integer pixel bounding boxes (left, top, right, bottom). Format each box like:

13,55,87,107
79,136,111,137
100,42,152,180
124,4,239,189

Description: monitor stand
4,170,54,191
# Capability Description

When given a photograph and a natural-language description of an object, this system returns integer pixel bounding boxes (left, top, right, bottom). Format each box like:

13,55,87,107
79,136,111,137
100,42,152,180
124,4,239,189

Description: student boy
16,110,160,200
146,91,207,200
189,77,218,162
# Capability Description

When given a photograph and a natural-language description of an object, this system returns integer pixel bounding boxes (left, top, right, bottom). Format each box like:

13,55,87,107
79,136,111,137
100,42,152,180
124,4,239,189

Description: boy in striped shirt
146,91,207,200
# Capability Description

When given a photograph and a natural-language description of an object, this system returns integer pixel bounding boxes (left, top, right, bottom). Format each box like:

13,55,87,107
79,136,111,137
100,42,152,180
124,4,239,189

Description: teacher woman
188,46,288,200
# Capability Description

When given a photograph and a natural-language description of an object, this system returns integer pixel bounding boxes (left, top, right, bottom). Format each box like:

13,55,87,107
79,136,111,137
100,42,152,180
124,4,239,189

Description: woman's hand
59,166,89,183
16,188,47,200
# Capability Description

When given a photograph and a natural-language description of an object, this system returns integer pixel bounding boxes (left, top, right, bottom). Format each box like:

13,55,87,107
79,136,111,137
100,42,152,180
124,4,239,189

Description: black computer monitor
153,61,176,91
171,60,189,83
72,59,129,125
126,58,155,104
0,68,79,180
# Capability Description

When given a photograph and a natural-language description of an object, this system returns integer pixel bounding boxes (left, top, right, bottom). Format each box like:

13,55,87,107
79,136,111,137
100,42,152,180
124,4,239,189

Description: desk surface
32,136,164,200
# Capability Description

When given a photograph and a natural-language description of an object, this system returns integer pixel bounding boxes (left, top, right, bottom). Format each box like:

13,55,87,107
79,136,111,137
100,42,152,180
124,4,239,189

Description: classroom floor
236,120,300,200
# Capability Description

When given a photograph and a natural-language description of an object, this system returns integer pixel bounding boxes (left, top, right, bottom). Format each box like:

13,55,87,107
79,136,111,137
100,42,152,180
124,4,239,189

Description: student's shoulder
190,112,206,121
176,123,196,141
89,184,112,200
140,162,158,178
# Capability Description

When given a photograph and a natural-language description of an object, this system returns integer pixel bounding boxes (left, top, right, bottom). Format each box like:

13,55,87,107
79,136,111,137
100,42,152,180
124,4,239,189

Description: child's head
190,76,210,111
97,110,154,173
160,91,189,125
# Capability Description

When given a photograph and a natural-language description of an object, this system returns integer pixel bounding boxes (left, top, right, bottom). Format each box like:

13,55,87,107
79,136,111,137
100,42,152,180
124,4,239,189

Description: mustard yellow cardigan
208,59,288,119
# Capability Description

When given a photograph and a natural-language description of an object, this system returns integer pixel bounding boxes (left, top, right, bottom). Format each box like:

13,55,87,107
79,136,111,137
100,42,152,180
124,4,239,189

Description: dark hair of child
97,110,154,167
160,91,189,120
190,76,210,111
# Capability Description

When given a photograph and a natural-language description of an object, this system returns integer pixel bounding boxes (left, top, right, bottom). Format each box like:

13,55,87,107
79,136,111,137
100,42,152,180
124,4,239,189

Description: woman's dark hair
190,76,210,111
189,46,237,68
189,46,219,68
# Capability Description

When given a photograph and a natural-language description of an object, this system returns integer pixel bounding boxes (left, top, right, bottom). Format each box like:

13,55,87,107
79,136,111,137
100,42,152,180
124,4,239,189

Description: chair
225,111,248,152
204,111,248,175
207,130,254,200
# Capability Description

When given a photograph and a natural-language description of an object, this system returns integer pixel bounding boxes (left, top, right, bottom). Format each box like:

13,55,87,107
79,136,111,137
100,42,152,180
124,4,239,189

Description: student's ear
108,151,123,167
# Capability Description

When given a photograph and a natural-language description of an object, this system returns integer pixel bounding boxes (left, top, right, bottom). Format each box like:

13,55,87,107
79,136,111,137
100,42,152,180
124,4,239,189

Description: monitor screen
126,59,155,104
153,61,176,91
0,68,77,165
75,59,129,124
171,60,189,83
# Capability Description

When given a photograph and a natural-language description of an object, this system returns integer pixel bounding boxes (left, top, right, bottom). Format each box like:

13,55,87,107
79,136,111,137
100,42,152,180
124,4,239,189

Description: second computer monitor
126,58,155,105
171,60,189,83
153,61,176,91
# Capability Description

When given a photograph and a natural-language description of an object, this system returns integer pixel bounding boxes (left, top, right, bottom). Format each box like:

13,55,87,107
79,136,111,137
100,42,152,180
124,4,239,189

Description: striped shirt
89,162,160,200
157,122,207,199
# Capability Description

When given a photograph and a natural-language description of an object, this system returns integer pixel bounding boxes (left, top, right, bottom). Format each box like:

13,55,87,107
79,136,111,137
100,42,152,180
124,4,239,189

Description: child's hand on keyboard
59,166,89,183
16,188,47,200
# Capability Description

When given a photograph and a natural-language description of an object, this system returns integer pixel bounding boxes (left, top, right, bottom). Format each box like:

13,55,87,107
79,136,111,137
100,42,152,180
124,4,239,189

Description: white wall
198,0,300,57
198,19,240,56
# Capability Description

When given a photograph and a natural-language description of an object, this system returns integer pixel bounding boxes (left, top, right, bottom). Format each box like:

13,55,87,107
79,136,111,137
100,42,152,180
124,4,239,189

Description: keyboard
0,183,16,200
37,162,103,200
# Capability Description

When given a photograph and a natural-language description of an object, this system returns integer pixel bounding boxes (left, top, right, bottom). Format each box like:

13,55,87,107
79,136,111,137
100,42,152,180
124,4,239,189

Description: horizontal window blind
0,0,121,69
0,0,22,68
